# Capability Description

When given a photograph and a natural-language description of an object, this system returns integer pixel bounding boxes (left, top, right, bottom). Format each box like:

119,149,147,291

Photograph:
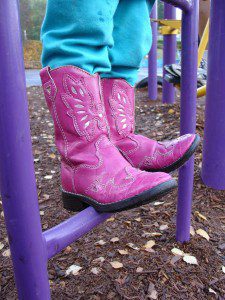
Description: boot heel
62,191,89,212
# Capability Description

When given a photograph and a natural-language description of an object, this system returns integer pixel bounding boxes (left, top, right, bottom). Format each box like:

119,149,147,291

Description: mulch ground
0,86,224,300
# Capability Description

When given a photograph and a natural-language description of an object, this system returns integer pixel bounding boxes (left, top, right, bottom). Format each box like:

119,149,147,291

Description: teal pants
41,0,155,86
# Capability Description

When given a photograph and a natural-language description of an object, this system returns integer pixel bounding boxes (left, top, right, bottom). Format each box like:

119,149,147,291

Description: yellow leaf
110,261,123,269
143,240,156,250
118,249,129,255
168,109,175,114
196,229,210,241
195,211,207,221
106,217,115,222
49,153,56,159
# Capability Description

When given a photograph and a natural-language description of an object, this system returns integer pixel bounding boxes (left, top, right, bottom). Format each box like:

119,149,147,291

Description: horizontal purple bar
161,0,193,12
43,207,111,259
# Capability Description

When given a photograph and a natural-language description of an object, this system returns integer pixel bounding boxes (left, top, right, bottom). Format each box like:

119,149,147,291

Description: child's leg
101,0,155,86
41,0,119,74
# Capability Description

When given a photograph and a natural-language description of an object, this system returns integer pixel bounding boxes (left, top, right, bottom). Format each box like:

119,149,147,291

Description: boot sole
62,179,177,213
147,134,200,173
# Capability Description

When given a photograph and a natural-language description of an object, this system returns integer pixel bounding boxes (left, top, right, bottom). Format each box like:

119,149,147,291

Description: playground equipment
0,0,200,298
201,0,225,190
162,3,177,104
164,19,209,98
144,4,209,100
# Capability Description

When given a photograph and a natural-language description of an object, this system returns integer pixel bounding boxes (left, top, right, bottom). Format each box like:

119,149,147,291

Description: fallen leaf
190,226,195,236
168,109,175,114
64,246,72,254
49,153,56,159
40,211,44,216
92,257,105,264
44,175,53,180
171,248,184,256
183,255,198,265
154,201,164,206
65,265,82,276
126,243,140,250
110,261,123,269
91,267,101,275
136,267,144,273
142,232,162,238
196,229,210,241
195,211,207,221
147,282,158,299
134,217,141,222
209,288,217,295
124,221,131,226
110,237,119,243
2,249,11,257
143,240,156,250
118,249,129,255
159,224,168,231
0,243,4,251
106,217,115,222
95,240,106,246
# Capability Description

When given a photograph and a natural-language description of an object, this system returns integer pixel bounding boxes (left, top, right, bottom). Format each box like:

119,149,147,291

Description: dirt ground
0,86,224,300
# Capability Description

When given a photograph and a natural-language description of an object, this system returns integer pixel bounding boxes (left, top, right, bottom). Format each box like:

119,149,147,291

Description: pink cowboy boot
40,66,177,213
101,78,200,172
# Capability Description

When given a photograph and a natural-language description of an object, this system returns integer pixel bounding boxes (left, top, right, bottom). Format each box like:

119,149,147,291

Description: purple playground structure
148,0,158,101
1,0,223,298
162,3,177,104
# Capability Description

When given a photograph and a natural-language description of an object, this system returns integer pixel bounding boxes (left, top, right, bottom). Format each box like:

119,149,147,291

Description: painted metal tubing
201,0,225,190
162,3,177,104
0,1,50,299
44,207,111,259
162,0,193,12
176,0,199,242
148,0,158,100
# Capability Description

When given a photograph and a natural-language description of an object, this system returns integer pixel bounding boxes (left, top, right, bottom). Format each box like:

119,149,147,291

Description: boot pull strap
40,66,57,107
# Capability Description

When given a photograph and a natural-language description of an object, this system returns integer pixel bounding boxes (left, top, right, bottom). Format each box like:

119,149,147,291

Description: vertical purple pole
148,0,158,100
162,3,177,104
0,1,50,299
201,1,225,190
176,0,199,242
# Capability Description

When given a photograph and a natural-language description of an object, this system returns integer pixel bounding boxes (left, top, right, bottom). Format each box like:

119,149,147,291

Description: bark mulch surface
0,86,224,300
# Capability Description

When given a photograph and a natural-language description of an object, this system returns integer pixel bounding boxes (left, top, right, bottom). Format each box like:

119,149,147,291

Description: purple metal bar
162,0,193,12
148,0,158,100
44,207,110,259
162,3,177,104
201,0,225,190
0,1,50,299
176,0,199,242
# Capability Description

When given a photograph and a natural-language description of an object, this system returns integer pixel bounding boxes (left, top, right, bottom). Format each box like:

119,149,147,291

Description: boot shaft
101,78,135,141
40,66,108,161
